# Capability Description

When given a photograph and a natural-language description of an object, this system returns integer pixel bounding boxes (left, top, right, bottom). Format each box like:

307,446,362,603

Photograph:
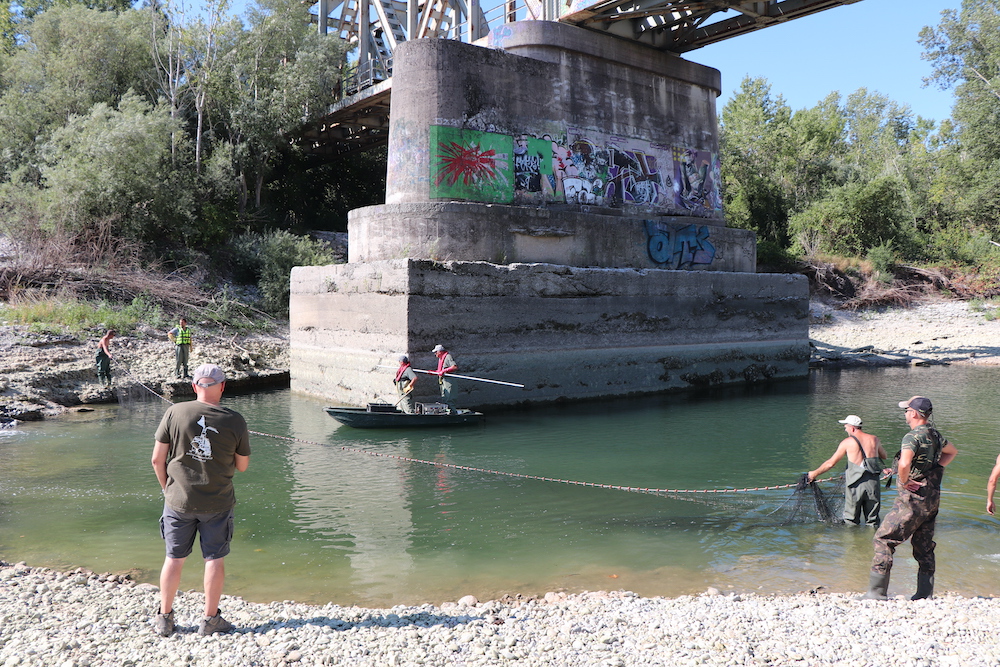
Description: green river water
3,365,1000,607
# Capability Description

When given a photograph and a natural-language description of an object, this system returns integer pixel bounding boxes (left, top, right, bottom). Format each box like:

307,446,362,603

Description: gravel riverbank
0,324,289,422
2,561,998,667
5,298,1000,666
809,298,1000,368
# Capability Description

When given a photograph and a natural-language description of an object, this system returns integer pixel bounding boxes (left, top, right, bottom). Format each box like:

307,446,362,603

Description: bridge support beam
289,21,809,409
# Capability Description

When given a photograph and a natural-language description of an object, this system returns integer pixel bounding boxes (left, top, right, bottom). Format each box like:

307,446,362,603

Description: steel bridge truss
300,0,861,156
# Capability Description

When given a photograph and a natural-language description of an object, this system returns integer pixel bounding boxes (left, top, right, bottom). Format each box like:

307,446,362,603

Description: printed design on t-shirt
188,415,219,462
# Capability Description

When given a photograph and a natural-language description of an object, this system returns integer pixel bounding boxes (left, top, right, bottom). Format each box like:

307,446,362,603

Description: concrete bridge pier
289,21,810,409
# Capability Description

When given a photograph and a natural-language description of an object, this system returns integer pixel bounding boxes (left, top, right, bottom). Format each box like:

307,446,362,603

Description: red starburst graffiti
434,141,503,187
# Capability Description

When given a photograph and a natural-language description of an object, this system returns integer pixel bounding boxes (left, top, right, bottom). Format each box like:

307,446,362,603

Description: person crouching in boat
395,354,417,414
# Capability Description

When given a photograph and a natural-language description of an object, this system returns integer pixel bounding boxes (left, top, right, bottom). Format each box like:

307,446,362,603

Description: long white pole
377,365,525,388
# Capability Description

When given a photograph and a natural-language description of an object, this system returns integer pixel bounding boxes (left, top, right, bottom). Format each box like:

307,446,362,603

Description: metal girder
298,0,862,156
298,85,392,157
558,0,863,53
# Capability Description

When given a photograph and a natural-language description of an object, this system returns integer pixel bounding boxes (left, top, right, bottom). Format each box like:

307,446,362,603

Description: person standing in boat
862,396,958,601
95,329,116,387
806,415,887,526
394,354,417,414
431,344,458,408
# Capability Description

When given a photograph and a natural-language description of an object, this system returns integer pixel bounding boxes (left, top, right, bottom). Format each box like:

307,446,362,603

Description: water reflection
285,394,415,602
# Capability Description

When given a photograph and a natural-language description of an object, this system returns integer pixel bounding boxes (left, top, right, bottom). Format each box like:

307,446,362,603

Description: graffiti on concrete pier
428,124,722,219
645,220,717,269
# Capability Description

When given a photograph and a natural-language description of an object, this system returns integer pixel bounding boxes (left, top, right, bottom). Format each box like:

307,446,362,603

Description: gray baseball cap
192,364,226,387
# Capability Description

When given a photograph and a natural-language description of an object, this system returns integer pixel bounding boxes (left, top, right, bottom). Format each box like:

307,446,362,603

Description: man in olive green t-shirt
151,364,250,636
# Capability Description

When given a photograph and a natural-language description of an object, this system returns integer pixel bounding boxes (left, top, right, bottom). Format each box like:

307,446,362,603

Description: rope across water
246,429,831,495
118,362,835,496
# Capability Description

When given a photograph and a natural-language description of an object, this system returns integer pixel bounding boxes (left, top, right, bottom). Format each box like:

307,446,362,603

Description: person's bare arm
939,441,958,467
876,437,887,460
987,453,1000,515
808,440,849,481
152,441,170,491
234,453,250,473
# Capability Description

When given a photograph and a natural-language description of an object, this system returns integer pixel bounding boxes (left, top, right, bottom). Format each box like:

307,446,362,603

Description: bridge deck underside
301,0,860,155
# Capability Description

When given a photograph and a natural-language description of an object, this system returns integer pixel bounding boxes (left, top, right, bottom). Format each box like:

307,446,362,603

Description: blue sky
692,0,958,123
229,0,956,123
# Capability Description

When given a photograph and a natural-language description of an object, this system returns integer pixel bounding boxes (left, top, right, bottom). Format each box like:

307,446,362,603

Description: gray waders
860,572,889,600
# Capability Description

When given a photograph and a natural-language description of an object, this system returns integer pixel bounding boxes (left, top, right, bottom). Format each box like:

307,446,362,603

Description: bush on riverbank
797,247,1000,310
0,219,343,332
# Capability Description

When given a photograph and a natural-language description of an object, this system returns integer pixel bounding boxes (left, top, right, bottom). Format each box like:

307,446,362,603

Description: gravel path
1,561,996,667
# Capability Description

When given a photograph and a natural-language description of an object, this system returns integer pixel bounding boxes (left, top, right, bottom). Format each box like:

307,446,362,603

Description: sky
692,0,958,123
227,0,957,123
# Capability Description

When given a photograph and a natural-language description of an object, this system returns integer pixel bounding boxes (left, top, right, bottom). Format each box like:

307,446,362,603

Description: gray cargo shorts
160,505,235,560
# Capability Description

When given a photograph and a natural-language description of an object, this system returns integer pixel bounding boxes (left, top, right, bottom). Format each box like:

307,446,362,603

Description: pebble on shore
1,561,998,667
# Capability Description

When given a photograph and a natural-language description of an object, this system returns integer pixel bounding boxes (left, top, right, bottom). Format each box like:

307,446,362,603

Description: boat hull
324,406,484,428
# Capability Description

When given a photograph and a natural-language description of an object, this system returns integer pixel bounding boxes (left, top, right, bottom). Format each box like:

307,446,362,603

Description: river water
3,365,1000,606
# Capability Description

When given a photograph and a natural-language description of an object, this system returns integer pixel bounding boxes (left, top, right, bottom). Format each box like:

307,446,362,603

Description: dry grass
0,217,207,312
839,278,924,310
0,216,269,332
802,255,1000,310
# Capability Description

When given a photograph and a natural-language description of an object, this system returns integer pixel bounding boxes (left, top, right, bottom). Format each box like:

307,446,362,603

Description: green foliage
920,225,1000,268
866,242,897,284
719,77,793,245
0,293,165,334
0,0,15,55
755,240,799,271
789,177,911,257
228,230,339,315
38,92,194,240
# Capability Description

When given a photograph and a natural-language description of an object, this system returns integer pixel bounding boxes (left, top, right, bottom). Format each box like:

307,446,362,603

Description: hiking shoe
155,611,175,637
198,613,234,636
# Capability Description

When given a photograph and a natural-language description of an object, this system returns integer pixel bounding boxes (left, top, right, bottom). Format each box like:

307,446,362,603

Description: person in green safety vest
167,317,193,379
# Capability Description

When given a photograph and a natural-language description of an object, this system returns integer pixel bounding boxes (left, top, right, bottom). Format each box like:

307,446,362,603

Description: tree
213,0,345,216
920,1,1000,232
0,6,158,200
719,76,794,245
38,91,195,242
785,92,848,211
789,176,910,257
0,0,15,54
0,5,155,133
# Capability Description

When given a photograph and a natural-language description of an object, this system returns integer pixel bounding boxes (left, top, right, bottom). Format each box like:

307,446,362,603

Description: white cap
838,415,862,427
432,344,446,353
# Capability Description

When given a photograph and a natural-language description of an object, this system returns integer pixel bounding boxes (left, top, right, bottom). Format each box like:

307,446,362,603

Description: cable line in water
115,362,838,499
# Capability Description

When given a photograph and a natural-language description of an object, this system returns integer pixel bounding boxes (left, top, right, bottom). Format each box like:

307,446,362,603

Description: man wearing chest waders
807,415,888,526
863,396,958,600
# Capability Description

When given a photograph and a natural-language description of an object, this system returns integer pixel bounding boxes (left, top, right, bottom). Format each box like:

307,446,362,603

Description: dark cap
898,395,932,416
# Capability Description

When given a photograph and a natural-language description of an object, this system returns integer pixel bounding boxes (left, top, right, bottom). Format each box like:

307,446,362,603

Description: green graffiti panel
429,126,513,203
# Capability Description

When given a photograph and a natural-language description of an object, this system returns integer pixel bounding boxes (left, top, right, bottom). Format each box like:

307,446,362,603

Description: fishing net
111,371,850,527
114,358,168,410
115,380,157,410
650,474,846,528
764,474,845,525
